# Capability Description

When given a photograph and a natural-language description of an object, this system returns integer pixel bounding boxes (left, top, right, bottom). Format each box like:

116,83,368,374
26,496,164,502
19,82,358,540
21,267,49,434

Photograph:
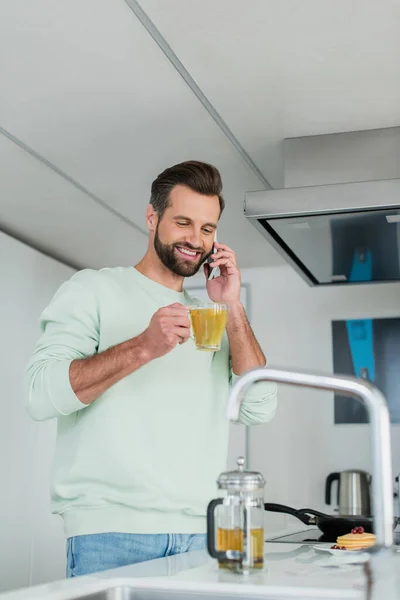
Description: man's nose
185,229,202,249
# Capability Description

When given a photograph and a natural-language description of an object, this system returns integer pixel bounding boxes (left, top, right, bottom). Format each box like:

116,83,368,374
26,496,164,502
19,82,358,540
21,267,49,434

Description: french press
207,457,266,573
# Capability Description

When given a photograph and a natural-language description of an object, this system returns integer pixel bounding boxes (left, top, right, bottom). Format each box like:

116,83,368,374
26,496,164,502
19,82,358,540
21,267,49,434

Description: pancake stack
334,526,376,551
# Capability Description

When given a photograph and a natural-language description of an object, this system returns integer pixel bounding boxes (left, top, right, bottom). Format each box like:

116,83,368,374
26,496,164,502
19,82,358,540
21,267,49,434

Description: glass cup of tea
189,302,228,351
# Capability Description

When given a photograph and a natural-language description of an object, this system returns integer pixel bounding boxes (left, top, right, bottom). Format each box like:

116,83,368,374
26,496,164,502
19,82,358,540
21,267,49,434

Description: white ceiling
0,134,148,269
0,0,399,270
141,0,400,186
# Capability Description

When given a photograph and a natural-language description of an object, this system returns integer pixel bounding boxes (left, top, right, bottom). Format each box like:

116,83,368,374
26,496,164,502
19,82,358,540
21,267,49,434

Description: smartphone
207,231,219,280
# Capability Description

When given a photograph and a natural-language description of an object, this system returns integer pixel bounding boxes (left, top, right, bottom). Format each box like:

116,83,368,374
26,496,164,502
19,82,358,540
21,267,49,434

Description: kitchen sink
75,588,204,599
65,585,359,600
75,588,218,600
68,588,267,600
67,587,269,600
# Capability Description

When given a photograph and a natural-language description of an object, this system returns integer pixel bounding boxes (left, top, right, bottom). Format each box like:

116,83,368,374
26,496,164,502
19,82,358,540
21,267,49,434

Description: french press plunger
207,457,266,573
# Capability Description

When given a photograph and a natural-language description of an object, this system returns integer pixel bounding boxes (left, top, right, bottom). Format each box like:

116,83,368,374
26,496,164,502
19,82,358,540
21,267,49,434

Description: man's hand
66,303,190,406
205,242,241,306
141,303,191,360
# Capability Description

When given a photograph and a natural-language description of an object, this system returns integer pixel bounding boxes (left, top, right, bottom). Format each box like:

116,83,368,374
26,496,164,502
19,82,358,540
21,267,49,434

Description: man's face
153,185,220,277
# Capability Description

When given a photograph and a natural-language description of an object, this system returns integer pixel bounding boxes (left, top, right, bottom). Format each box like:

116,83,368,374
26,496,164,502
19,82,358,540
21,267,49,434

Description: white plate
313,544,365,555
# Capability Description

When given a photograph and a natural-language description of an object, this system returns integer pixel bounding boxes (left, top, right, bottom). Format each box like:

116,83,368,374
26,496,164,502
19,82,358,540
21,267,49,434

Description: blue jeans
66,533,207,578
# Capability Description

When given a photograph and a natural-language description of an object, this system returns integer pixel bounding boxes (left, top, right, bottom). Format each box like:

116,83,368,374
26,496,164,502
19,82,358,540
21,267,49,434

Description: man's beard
154,223,212,277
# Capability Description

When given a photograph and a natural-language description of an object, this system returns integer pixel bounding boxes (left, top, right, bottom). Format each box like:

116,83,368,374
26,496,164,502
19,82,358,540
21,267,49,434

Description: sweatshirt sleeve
229,361,278,426
25,270,100,421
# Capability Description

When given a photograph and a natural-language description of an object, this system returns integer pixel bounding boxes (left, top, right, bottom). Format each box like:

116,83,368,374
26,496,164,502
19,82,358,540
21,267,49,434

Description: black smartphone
207,233,219,280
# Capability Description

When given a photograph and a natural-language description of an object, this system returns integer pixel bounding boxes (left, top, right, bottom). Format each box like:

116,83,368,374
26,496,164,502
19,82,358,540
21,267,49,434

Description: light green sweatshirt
26,267,277,538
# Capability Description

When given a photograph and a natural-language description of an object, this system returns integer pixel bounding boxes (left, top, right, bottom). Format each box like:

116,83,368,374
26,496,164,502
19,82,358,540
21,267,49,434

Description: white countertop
2,536,400,600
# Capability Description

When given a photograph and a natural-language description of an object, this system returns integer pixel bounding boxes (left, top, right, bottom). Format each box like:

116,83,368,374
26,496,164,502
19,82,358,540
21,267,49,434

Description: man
26,161,277,578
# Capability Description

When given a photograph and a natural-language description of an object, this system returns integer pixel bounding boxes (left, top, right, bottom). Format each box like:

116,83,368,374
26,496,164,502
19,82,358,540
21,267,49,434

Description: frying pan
264,503,398,540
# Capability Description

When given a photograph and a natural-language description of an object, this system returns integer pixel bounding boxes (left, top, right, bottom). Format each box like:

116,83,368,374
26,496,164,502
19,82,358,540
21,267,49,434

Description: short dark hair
150,161,225,219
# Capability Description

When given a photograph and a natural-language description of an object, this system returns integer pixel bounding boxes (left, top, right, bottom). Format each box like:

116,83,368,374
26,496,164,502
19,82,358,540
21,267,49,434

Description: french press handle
206,498,242,563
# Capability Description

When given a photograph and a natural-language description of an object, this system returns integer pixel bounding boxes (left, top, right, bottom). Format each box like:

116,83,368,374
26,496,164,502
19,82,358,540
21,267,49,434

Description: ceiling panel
138,0,286,189
139,0,400,187
0,134,147,269
0,0,283,269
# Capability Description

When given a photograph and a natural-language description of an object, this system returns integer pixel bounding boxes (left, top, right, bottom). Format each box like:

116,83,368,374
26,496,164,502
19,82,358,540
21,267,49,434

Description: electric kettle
207,457,265,573
325,470,371,516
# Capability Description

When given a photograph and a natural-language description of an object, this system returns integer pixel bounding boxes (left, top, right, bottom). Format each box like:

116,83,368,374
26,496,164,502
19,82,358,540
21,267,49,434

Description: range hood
244,178,400,286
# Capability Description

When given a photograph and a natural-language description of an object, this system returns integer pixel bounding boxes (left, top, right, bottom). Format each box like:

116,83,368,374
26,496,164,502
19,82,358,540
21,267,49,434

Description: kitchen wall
0,231,75,593
240,264,400,532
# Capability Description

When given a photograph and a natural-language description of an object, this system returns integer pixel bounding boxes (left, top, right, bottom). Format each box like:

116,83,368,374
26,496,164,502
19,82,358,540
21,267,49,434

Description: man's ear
146,204,158,232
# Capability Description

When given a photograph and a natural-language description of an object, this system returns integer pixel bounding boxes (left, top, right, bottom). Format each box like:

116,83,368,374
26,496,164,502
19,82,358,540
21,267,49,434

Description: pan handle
264,503,314,525
297,507,333,519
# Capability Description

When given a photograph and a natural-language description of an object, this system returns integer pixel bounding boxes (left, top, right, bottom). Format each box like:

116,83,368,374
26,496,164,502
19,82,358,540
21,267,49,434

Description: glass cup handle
187,310,195,342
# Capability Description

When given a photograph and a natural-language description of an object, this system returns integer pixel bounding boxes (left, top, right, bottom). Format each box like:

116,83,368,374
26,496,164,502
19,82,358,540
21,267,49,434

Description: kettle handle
206,498,242,563
325,472,340,506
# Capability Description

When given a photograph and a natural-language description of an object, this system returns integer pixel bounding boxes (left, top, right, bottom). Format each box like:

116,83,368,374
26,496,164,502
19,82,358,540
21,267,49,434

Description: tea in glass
189,303,228,351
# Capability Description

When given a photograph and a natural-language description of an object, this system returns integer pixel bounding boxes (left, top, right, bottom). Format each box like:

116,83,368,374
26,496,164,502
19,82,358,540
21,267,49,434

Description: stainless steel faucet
227,367,394,548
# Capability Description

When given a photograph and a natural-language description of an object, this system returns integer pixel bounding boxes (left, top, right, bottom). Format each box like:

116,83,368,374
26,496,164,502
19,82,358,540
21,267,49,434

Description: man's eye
203,229,213,234
177,222,188,226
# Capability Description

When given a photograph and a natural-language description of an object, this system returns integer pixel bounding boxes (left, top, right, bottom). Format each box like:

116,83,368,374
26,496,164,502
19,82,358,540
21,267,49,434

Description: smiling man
26,161,277,578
